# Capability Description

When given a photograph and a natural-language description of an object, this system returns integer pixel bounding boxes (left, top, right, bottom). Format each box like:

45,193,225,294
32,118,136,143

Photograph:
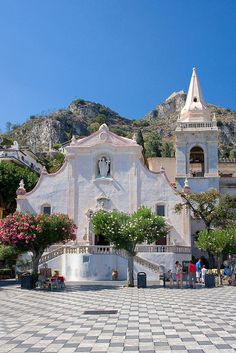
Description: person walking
175,261,183,288
188,260,196,288
196,259,201,283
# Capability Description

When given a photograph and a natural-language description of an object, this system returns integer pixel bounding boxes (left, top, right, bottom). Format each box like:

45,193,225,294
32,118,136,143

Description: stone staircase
39,244,190,276
39,245,162,276
134,255,160,274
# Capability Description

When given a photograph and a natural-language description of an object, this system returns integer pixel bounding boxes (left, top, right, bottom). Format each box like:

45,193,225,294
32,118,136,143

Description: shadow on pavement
0,279,20,288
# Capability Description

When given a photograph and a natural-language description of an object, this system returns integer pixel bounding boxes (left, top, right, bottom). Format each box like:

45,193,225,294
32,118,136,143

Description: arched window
189,146,204,177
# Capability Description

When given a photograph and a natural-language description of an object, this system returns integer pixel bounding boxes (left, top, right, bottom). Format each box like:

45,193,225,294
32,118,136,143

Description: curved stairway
39,245,160,275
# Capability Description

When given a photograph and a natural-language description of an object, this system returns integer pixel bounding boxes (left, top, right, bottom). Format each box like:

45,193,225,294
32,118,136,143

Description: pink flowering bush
0,213,77,272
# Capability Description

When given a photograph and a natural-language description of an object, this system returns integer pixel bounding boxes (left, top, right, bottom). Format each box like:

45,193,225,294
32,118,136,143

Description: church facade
17,123,191,249
16,68,228,280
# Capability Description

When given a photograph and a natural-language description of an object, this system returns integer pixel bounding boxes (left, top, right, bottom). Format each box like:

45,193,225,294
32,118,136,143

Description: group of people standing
188,259,207,288
165,259,207,288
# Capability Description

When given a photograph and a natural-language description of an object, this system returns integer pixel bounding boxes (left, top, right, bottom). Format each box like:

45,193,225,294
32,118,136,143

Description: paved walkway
0,281,236,352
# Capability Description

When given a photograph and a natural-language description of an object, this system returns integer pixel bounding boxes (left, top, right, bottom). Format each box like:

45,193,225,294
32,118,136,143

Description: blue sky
0,0,235,132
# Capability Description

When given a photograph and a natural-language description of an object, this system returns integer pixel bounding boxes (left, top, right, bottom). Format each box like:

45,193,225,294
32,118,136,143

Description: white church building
16,68,220,281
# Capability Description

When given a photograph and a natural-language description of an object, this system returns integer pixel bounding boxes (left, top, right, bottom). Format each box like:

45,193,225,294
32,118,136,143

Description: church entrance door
95,234,110,246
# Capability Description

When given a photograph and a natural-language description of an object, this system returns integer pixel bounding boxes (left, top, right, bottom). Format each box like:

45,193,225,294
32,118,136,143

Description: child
165,270,174,288
175,261,183,288
201,265,207,284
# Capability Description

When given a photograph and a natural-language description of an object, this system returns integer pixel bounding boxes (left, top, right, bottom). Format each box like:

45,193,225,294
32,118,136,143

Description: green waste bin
137,272,146,288
21,274,33,289
205,274,215,288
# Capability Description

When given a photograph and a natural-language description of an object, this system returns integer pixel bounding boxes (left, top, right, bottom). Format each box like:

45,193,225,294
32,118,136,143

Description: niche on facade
189,146,205,177
97,155,111,178
96,193,110,210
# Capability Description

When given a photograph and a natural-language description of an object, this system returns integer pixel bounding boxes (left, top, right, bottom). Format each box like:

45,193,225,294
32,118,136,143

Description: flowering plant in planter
0,213,77,273
112,269,118,280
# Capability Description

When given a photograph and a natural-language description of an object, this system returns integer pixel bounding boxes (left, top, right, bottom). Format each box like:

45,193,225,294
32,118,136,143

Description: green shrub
88,122,100,133
0,268,12,276
72,98,86,105
94,114,107,125
53,143,62,150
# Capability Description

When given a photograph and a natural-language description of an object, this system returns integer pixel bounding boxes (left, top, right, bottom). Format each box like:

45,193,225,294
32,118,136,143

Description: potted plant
112,269,118,280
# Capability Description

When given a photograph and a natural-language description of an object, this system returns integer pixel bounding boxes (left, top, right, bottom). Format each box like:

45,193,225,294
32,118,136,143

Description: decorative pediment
68,124,140,148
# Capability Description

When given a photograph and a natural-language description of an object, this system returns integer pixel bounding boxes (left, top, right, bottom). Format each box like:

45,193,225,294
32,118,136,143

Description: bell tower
175,68,219,191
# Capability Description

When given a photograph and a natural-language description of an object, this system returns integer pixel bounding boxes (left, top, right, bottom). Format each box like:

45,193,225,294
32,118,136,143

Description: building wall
17,164,69,215
147,157,176,184
220,177,236,196
176,176,220,192
17,131,191,247
219,162,236,177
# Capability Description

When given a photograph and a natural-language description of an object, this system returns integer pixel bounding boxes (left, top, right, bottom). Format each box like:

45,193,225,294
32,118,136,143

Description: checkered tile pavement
0,282,236,352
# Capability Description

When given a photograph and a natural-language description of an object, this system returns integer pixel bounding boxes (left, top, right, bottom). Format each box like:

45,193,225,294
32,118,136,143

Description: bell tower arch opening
189,146,205,177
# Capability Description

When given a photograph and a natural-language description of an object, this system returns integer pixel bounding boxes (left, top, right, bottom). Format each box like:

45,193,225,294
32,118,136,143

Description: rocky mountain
4,94,236,158
7,99,133,153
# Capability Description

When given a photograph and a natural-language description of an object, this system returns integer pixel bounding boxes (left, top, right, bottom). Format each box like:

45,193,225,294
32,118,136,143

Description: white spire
180,68,210,122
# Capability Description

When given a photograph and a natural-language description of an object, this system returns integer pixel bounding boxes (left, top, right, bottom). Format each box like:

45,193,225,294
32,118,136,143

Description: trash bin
182,261,190,274
137,272,146,288
21,273,33,289
205,274,215,288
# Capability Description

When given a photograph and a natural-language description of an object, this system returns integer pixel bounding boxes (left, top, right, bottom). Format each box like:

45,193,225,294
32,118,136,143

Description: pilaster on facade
67,155,77,224
129,158,138,213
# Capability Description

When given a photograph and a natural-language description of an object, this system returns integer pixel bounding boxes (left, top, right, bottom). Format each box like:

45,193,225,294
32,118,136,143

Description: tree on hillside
37,152,65,174
136,129,147,163
175,189,236,231
229,148,236,159
94,114,107,125
161,141,174,157
92,207,168,287
136,129,145,149
144,132,162,158
0,213,77,273
0,162,38,215
1,136,13,147
88,122,100,133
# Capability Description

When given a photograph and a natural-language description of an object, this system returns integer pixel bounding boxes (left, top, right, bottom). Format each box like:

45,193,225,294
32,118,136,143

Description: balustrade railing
176,121,217,130
39,244,191,265
135,245,191,253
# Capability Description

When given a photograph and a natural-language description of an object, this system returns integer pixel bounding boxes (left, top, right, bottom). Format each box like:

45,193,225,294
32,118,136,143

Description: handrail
134,255,159,273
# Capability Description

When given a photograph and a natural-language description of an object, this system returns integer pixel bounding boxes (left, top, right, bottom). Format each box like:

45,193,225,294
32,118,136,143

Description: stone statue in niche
98,156,110,177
